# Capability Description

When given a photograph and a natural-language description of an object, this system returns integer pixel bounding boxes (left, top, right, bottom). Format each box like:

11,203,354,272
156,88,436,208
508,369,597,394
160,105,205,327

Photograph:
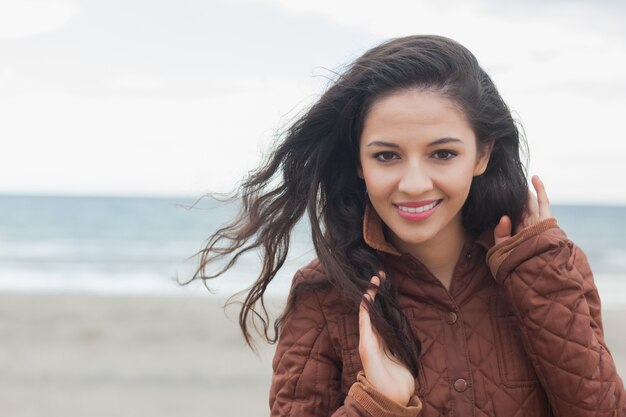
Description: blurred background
0,0,625,416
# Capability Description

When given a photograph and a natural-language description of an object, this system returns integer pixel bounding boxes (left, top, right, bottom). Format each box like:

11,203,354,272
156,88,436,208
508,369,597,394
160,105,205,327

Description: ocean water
0,195,625,307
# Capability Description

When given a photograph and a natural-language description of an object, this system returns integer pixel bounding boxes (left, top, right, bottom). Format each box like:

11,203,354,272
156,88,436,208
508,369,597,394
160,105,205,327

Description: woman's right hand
358,273,415,406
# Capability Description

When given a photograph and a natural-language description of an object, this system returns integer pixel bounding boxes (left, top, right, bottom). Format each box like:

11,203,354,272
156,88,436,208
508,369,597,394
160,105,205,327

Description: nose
397,160,434,195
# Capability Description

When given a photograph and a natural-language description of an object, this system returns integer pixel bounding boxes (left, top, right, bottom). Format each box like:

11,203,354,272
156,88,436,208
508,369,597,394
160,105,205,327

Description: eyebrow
366,137,463,148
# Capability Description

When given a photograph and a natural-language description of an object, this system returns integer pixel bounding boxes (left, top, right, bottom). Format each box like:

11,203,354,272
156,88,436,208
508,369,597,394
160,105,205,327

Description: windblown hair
188,35,528,376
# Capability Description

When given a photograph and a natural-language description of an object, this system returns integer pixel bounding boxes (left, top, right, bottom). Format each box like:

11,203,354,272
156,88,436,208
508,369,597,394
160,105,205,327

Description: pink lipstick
395,199,441,221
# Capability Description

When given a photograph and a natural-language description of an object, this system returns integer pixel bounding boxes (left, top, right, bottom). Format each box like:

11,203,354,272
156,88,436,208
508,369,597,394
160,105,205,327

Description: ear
357,166,364,179
473,140,494,176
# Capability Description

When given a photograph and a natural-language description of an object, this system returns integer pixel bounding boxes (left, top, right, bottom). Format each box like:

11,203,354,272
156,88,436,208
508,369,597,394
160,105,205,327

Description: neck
389,217,468,290
414,238,466,290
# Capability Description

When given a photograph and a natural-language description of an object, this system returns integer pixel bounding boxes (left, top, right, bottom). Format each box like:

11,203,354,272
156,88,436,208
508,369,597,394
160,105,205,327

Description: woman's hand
358,272,415,406
494,175,553,246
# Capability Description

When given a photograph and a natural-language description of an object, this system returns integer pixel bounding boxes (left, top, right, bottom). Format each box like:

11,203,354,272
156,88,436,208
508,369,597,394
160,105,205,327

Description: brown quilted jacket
270,205,625,416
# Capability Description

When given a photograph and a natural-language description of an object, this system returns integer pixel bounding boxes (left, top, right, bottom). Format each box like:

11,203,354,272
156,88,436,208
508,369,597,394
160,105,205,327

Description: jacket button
446,311,457,324
453,378,468,392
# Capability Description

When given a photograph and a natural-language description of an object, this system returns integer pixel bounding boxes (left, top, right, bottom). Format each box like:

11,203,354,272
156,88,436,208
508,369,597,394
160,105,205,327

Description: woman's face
358,89,491,255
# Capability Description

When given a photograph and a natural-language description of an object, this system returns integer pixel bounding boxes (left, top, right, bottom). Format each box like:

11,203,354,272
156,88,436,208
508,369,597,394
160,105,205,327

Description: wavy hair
187,35,528,376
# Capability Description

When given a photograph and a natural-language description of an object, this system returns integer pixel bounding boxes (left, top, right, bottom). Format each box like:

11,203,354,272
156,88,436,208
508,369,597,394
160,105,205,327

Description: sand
0,293,624,417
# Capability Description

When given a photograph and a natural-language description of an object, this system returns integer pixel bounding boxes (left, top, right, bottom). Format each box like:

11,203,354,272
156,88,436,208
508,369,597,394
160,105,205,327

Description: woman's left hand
494,175,553,246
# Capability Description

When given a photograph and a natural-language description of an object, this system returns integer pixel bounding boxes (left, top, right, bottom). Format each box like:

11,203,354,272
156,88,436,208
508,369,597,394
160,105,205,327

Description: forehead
361,89,475,145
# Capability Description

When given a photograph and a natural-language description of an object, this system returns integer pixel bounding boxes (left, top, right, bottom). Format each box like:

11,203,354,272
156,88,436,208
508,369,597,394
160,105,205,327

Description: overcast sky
1,0,625,204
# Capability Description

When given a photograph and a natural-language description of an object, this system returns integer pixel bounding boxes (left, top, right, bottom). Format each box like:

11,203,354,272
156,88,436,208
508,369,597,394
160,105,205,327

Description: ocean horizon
1,194,625,307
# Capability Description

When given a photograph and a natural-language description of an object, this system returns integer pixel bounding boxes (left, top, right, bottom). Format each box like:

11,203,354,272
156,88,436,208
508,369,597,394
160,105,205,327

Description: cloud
0,0,78,39
247,0,626,87
0,0,378,99
2,0,625,202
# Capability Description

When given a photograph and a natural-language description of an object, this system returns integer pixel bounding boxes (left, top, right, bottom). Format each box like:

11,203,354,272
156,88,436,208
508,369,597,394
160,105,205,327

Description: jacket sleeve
269,270,422,417
487,218,625,417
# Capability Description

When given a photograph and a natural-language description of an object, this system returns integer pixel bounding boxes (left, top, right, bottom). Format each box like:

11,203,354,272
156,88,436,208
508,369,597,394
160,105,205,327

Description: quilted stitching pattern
269,223,626,416
270,284,342,416
395,261,552,417
491,228,625,416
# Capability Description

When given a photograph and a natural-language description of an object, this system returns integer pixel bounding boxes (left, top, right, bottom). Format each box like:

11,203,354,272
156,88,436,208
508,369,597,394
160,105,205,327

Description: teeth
398,201,439,213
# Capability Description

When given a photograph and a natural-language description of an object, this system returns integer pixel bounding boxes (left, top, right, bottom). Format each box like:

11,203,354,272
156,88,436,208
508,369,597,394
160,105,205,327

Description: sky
0,0,625,204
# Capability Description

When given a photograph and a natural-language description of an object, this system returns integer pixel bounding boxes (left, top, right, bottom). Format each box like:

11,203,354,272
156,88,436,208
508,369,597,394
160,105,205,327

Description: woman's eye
374,151,399,162
432,150,457,160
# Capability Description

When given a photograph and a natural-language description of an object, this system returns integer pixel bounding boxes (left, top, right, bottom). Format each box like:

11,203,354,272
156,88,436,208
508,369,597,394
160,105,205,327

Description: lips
396,200,441,213
394,199,442,221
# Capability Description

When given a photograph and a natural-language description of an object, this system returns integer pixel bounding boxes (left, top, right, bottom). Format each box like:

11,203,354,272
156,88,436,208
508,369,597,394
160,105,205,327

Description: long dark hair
187,35,528,376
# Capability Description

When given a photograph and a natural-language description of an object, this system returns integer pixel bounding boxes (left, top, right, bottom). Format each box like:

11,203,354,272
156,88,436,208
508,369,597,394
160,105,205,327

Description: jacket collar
362,202,402,256
362,202,495,255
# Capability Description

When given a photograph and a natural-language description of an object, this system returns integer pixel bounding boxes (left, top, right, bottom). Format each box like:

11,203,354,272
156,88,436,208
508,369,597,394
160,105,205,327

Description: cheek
451,166,477,197
362,166,397,195
451,163,478,182
432,162,477,197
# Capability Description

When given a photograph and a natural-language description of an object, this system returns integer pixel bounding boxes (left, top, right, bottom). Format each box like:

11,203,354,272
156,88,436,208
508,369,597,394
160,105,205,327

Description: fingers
357,272,415,405
358,303,374,356
494,175,552,243
494,215,512,246
359,273,384,360
359,273,382,325
362,274,381,306
531,175,552,218
525,187,539,219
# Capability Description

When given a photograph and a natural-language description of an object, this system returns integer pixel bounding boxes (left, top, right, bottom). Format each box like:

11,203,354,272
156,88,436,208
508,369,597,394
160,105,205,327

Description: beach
1,293,625,417
0,293,278,417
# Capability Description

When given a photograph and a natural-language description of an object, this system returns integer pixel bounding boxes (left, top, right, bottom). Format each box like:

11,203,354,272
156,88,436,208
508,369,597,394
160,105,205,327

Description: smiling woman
358,90,492,289
189,35,625,416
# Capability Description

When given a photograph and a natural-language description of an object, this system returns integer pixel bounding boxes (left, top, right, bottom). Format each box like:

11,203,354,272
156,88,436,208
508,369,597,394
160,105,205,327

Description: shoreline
1,293,624,417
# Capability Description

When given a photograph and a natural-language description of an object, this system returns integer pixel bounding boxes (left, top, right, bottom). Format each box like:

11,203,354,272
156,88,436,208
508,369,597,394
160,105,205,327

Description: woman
192,35,625,416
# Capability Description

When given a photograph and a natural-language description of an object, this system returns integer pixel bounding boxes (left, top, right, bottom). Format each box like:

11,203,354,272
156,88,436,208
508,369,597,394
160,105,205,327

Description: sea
0,194,625,308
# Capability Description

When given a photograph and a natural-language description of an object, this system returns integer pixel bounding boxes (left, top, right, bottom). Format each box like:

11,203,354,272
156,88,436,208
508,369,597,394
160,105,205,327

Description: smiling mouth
396,200,442,213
